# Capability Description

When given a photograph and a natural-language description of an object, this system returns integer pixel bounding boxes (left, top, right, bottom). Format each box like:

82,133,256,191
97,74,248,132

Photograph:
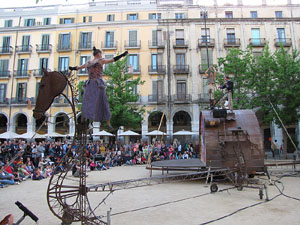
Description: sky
0,0,299,8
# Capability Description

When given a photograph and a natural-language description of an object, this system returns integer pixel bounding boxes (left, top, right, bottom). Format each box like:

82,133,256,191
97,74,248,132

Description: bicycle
0,201,39,225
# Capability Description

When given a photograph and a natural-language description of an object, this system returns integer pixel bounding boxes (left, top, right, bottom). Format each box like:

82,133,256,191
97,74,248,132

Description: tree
216,48,254,109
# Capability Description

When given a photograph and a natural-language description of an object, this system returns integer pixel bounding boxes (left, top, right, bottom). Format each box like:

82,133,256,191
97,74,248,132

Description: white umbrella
173,130,197,136
0,131,18,139
16,131,46,139
92,130,114,136
118,130,140,136
146,130,166,136
46,131,67,137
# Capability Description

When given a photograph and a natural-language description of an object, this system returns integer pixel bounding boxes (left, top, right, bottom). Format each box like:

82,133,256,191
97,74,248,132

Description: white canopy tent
16,131,46,139
46,132,67,138
173,130,197,136
92,130,114,136
146,130,166,136
118,130,140,136
0,131,19,139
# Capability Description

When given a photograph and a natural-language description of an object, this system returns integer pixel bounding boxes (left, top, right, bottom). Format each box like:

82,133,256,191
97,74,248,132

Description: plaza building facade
0,0,300,152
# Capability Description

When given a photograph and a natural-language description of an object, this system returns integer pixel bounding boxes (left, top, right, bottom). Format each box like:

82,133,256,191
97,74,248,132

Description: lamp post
200,10,210,69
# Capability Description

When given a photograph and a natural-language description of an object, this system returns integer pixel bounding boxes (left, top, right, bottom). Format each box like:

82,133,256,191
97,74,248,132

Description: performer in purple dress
69,47,128,129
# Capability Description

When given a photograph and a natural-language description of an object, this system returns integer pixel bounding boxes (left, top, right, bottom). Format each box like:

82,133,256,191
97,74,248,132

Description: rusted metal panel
201,110,264,173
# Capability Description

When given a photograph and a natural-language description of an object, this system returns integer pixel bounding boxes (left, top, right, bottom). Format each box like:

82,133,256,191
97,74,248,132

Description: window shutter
17,59,21,72
127,14,129,20
152,80,158,96
136,13,139,20
87,32,92,46
71,18,75,23
59,18,63,24
24,19,28,26
16,83,19,99
89,16,92,22
152,30,157,44
24,83,27,98
33,19,36,26
79,32,83,47
112,15,115,21
24,59,28,75
110,32,114,44
148,13,152,19
176,29,184,39
36,82,40,97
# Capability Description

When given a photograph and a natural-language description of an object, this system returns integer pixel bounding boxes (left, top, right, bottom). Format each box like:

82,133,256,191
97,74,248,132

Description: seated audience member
32,168,44,180
0,165,16,186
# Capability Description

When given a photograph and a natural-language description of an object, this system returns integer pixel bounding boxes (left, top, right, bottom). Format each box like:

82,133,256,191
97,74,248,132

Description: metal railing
36,44,52,52
172,94,192,102
148,65,166,74
101,41,118,49
148,95,167,104
224,38,241,46
198,38,215,47
13,70,29,77
15,45,32,53
0,70,11,78
78,42,93,50
124,40,141,48
0,46,13,54
249,38,266,47
57,43,72,52
173,39,188,48
126,65,140,73
274,38,292,47
148,40,165,48
173,65,189,74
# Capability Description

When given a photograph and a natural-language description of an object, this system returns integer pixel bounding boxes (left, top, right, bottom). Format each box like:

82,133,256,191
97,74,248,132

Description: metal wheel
210,183,218,193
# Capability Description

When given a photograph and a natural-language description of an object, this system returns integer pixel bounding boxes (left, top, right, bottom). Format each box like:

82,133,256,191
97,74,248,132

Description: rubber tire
210,183,218,193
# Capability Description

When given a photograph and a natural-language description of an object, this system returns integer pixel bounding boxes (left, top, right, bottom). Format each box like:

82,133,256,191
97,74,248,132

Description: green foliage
104,57,145,130
217,46,300,126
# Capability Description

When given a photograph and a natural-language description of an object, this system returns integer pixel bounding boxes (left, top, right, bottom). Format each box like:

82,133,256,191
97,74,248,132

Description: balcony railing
13,70,29,77
124,40,141,49
249,38,266,47
0,98,9,105
148,95,166,104
57,43,72,52
78,42,93,50
0,46,13,55
36,44,52,53
101,41,118,49
173,65,189,74
148,65,166,74
172,94,192,103
53,96,69,104
32,68,51,77
198,93,210,103
148,40,165,49
126,65,140,74
224,38,241,47
173,39,188,48
16,45,32,54
78,69,88,75
198,38,215,48
11,97,29,105
274,38,292,47
0,70,11,78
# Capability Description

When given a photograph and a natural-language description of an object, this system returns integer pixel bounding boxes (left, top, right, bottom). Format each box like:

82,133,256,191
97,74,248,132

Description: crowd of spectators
0,138,198,188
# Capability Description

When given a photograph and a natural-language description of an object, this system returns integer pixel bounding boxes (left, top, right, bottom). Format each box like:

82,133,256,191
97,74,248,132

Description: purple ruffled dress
81,58,111,122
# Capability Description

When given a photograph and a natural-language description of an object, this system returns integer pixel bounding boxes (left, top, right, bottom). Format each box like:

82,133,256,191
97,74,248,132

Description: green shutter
24,59,28,76
36,82,40,97
89,16,92,22
71,18,75,23
59,18,63,24
24,19,28,26
24,83,27,98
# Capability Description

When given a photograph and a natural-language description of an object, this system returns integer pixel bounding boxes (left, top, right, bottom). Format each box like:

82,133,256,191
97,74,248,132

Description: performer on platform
69,47,128,129
219,76,234,113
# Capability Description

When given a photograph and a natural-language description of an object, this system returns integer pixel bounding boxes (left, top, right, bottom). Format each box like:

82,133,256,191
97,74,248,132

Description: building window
43,18,51,25
127,13,138,20
0,60,9,77
16,83,27,101
177,80,186,100
128,30,138,47
277,28,286,42
126,81,138,95
24,19,35,27
59,18,74,24
275,11,282,18
4,20,13,27
79,32,92,49
1,36,11,53
41,34,50,50
148,13,161,19
175,29,184,45
107,14,115,21
128,54,139,72
226,28,236,43
58,57,69,73
83,16,92,23
105,31,115,48
21,35,30,51
103,55,113,71
251,28,261,45
58,33,71,50
176,54,185,67
225,11,233,18
175,13,184,19
39,58,48,75
250,11,258,18
0,84,7,103
151,30,163,46
200,49,213,71
79,56,91,74
17,59,28,76
152,80,163,100
201,28,210,43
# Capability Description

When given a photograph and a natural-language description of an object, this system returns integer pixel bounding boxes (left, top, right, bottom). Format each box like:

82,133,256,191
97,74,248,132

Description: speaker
213,109,227,118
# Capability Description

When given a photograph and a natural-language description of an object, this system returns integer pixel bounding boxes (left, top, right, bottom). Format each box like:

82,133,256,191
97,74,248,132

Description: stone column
141,121,148,142
166,118,173,144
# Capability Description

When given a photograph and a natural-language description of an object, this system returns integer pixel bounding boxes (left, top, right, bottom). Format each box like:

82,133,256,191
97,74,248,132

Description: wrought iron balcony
0,98,9,105
148,65,166,74
198,93,210,103
13,70,29,78
124,40,141,49
249,38,266,47
173,39,188,48
148,95,167,104
57,43,72,52
274,38,292,47
101,41,118,49
0,46,13,55
11,97,29,105
148,40,165,49
199,64,209,74
0,70,11,78
198,38,215,48
172,94,192,103
78,42,93,50
32,69,51,77
36,44,52,53
224,38,241,47
126,65,141,74
173,65,189,74
16,45,32,54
